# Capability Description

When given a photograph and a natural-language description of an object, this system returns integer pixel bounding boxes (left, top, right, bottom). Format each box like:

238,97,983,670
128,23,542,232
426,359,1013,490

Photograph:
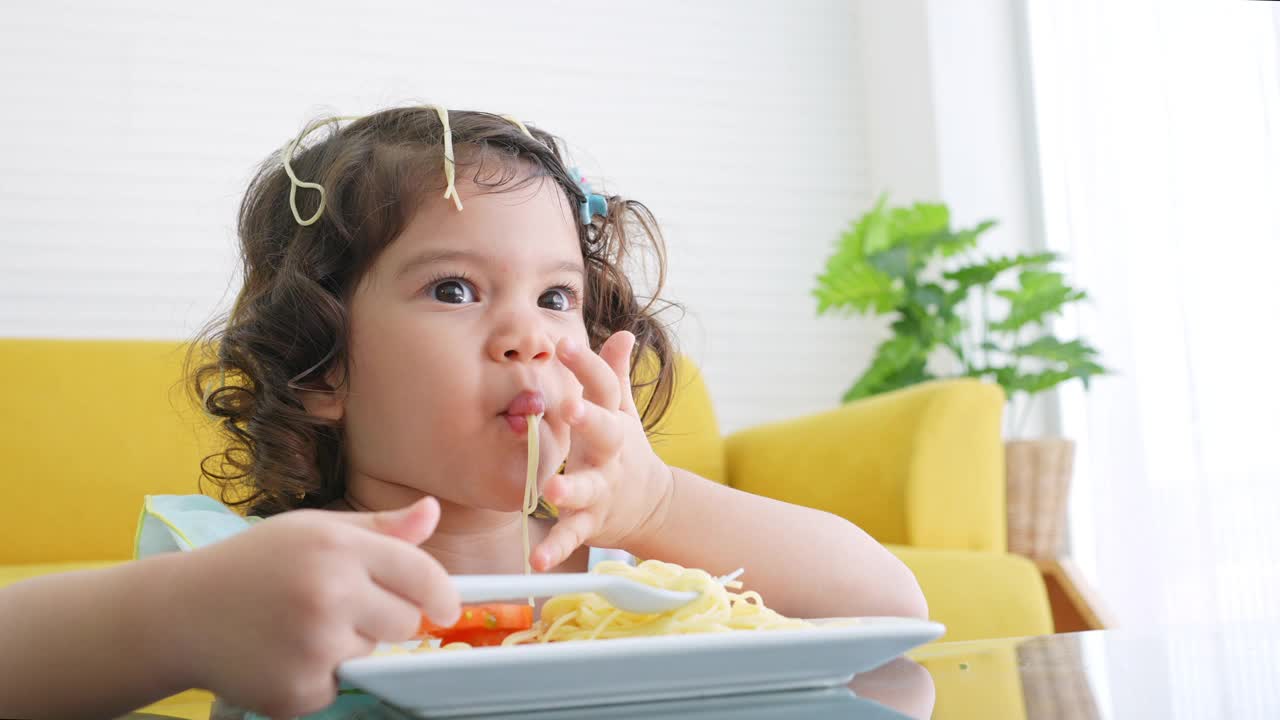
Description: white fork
452,568,746,615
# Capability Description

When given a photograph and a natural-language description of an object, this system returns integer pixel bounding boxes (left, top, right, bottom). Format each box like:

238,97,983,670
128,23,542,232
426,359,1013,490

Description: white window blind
1027,0,1280,714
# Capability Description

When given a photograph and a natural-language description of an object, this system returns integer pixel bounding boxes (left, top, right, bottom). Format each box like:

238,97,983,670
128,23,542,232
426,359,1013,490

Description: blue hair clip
569,167,608,225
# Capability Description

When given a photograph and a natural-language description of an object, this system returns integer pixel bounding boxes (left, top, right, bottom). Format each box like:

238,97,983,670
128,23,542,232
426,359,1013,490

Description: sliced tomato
416,603,534,639
436,627,521,647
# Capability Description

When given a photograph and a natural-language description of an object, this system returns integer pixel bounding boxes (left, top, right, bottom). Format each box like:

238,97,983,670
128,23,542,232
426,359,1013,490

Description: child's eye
430,278,478,304
538,286,578,312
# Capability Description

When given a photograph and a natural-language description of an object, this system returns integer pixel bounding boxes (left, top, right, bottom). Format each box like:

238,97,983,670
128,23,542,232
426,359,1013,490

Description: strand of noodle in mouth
522,415,541,605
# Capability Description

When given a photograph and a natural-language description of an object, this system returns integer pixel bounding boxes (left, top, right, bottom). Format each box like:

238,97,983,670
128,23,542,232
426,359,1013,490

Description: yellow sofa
0,339,1051,645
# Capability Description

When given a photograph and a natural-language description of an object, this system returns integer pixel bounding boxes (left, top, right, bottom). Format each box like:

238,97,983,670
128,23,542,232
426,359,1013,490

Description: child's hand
533,331,675,571
166,497,460,718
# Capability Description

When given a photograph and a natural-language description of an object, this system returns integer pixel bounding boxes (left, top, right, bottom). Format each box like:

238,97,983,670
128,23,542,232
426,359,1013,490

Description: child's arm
0,498,460,720
626,467,928,620
0,551,195,719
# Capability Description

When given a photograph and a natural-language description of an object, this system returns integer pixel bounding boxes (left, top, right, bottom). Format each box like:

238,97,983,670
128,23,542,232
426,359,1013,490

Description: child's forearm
627,468,929,620
0,553,193,719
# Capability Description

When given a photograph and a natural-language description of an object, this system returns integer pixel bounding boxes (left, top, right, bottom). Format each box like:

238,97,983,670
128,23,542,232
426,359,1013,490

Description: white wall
853,0,1050,437
0,0,883,434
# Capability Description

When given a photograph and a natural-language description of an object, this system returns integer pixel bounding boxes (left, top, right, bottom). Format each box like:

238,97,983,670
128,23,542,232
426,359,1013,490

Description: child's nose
487,326,554,364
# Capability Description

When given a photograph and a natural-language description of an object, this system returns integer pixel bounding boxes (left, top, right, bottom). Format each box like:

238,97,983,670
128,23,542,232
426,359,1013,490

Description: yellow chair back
0,339,725,564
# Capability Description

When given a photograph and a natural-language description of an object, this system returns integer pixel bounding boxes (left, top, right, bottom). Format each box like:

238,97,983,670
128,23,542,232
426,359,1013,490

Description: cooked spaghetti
407,410,814,653
499,559,812,646
521,413,540,581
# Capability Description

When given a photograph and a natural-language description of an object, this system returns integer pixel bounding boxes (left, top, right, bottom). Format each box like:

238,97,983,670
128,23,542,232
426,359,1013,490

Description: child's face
329,175,589,512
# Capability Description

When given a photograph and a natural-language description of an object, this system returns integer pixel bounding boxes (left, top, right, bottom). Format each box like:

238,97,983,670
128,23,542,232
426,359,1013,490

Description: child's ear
299,367,346,421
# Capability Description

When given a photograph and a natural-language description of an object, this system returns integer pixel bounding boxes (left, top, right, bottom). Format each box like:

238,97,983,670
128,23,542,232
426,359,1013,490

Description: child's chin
485,486,532,514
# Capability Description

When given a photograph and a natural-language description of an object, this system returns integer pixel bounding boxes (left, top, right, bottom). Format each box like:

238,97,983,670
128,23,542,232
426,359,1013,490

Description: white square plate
337,617,945,718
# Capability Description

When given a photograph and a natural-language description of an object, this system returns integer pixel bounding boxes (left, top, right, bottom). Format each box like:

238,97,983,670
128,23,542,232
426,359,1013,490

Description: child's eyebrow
396,249,584,279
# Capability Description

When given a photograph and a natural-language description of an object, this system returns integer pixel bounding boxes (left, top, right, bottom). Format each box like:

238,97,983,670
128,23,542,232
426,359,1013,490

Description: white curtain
1026,2,1280,713
1026,0,1280,643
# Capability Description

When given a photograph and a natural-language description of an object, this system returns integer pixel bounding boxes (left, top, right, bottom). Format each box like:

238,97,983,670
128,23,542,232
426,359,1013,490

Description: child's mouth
501,390,545,434
503,415,532,434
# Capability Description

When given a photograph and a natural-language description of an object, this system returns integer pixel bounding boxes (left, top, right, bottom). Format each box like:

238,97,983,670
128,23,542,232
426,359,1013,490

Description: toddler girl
0,106,926,719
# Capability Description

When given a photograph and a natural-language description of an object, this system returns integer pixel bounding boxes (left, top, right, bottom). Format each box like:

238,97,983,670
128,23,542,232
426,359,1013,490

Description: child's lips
505,389,546,417
501,390,545,434
504,414,532,434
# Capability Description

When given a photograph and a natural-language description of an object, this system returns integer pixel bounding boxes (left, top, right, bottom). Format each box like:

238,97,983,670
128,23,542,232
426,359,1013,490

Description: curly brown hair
190,107,679,516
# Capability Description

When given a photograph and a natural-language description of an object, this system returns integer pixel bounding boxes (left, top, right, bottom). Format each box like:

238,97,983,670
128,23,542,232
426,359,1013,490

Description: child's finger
599,331,639,416
336,496,442,545
356,533,461,627
343,630,378,663
354,584,427,642
281,665,344,718
533,511,598,572
297,632,375,711
556,338,621,410
560,396,623,464
542,469,607,511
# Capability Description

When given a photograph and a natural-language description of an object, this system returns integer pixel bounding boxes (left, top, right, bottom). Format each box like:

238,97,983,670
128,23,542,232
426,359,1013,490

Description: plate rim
338,616,945,676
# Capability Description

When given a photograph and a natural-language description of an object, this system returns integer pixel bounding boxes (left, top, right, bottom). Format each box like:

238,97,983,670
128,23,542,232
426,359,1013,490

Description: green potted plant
813,195,1107,560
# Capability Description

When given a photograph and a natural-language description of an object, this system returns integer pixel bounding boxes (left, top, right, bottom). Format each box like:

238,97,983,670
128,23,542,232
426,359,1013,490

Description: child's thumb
360,496,442,544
